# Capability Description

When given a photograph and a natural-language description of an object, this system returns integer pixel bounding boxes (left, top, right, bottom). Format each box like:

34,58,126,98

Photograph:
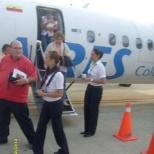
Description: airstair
31,41,77,116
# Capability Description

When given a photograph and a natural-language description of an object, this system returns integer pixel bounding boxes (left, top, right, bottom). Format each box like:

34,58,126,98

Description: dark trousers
62,71,67,101
41,34,52,51
84,85,103,134
0,99,35,144
33,99,69,154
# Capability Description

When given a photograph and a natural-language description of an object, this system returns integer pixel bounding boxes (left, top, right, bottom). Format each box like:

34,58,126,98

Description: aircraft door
36,6,64,44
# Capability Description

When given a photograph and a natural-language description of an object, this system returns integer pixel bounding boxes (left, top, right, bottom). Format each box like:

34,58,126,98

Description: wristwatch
90,78,94,82
25,78,29,84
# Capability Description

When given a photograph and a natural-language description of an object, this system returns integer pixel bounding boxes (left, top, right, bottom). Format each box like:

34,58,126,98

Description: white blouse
42,72,64,102
87,60,106,86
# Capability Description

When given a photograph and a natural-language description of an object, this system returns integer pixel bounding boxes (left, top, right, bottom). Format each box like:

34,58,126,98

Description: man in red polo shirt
0,40,37,148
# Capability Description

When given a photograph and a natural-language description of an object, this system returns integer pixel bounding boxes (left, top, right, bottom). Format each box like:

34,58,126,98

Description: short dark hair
93,49,103,59
2,44,10,51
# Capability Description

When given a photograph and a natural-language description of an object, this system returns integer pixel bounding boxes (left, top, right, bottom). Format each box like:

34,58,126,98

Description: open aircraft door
30,6,78,115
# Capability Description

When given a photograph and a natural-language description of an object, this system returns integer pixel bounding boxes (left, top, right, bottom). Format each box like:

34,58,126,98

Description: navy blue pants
0,99,35,144
62,71,67,102
41,34,52,51
33,99,69,154
84,85,103,134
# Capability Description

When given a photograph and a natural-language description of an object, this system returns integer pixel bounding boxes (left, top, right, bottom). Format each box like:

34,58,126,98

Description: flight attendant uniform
33,70,69,154
84,60,106,135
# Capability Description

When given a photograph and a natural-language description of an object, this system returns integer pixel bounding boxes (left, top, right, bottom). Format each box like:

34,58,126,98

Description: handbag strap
46,71,60,87
63,43,67,53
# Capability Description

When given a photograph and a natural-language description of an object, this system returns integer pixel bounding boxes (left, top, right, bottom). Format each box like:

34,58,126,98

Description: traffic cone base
140,132,154,154
113,133,137,142
140,152,147,154
113,103,137,142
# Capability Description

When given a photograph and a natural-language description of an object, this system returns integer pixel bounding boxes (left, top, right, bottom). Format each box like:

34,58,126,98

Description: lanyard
88,64,97,76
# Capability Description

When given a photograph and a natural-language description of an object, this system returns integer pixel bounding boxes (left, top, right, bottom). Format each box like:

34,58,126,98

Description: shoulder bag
63,44,73,67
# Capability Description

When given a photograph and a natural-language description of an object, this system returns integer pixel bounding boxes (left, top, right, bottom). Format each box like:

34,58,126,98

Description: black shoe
53,152,59,154
80,131,87,135
83,133,94,137
0,139,8,144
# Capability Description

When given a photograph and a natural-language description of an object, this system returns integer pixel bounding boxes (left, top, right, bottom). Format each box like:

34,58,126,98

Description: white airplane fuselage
0,0,154,84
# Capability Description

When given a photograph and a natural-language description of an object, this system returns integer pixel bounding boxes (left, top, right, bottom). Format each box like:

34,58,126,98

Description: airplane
0,0,154,115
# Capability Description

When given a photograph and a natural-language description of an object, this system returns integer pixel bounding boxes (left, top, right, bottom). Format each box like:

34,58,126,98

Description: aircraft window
147,39,153,50
136,38,142,49
109,34,116,46
87,31,95,43
122,36,129,47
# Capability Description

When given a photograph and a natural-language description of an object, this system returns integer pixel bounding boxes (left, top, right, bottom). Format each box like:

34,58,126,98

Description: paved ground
1,104,154,154
0,84,154,154
28,83,154,108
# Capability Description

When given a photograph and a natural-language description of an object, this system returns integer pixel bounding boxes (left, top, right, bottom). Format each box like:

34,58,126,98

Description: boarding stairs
31,41,77,116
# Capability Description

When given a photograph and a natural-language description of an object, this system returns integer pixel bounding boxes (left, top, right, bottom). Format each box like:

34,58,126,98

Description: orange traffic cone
141,132,154,154
113,103,137,142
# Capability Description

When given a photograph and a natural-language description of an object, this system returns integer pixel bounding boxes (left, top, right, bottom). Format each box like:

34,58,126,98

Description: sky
54,0,154,24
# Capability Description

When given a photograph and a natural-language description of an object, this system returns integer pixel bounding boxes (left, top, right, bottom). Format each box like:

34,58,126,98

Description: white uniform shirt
42,72,64,102
87,60,106,86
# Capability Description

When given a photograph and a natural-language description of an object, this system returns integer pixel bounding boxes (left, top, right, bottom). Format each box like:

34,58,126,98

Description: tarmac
0,83,154,154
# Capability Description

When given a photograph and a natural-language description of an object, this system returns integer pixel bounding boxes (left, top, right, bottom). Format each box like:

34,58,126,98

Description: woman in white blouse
81,49,106,137
33,51,69,154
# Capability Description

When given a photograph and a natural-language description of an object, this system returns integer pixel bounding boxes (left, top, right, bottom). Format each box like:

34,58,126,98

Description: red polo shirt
0,55,37,103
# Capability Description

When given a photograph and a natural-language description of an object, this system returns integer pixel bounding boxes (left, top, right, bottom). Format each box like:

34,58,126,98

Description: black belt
45,99,62,103
88,84,102,88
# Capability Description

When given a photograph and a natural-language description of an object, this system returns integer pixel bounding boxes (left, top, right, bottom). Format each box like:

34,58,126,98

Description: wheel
119,84,131,87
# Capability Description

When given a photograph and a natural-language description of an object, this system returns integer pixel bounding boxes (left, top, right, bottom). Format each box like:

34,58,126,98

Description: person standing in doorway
40,11,58,51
